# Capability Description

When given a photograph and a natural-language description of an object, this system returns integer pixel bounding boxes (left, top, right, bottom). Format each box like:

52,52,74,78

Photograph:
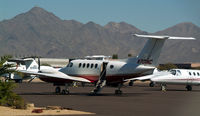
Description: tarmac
14,82,200,116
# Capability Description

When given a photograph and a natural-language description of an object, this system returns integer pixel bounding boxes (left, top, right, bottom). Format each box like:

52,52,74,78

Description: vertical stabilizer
137,38,165,65
128,34,195,65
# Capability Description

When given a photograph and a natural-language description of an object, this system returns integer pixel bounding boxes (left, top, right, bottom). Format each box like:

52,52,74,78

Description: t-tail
128,34,195,65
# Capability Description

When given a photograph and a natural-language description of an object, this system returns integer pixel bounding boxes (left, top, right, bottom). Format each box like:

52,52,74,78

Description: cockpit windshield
170,69,181,76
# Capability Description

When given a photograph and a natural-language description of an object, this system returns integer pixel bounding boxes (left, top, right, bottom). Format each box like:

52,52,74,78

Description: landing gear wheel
129,81,134,86
115,90,122,95
149,82,154,87
15,79,22,83
161,84,166,91
55,87,61,94
61,89,69,95
5,79,9,82
186,85,192,91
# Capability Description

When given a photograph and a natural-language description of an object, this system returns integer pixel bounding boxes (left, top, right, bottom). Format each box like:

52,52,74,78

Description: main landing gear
55,84,70,95
115,83,123,95
128,80,134,86
160,84,166,91
149,81,155,87
186,85,192,91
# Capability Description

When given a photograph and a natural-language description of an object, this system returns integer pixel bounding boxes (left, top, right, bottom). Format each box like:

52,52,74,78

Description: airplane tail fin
131,34,195,65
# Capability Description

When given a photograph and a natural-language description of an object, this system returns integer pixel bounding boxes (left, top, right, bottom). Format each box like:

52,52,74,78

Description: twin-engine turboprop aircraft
21,34,195,94
3,58,57,83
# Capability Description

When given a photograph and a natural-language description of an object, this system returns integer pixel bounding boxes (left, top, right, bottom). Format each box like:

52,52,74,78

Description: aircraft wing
20,70,91,83
125,71,170,81
125,75,155,81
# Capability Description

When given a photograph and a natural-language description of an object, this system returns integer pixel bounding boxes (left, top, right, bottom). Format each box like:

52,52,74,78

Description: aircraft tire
15,79,22,83
149,82,154,87
55,87,61,94
186,85,192,91
61,90,69,95
115,90,122,95
129,81,133,86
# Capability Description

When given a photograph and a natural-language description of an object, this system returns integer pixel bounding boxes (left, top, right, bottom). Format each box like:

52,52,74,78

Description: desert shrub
0,81,26,109
112,54,118,59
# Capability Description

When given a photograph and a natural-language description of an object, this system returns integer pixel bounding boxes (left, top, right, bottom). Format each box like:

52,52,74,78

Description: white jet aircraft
126,69,200,91
21,34,195,95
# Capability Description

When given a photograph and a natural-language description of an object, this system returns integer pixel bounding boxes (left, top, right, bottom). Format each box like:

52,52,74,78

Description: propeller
28,56,41,83
28,76,36,83
38,56,40,71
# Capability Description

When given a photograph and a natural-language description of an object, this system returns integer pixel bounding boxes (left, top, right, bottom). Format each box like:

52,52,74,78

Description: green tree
157,63,177,71
0,55,26,109
112,54,118,59
0,55,13,75
128,54,132,57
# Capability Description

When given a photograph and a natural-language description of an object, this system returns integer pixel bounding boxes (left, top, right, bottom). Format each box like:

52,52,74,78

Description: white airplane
3,58,57,83
21,34,195,94
127,69,200,91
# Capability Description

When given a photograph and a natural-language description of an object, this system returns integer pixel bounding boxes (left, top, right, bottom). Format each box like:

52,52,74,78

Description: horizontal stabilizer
133,34,196,40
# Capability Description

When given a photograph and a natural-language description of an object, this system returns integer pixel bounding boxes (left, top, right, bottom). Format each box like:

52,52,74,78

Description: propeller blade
28,77,36,83
38,57,40,71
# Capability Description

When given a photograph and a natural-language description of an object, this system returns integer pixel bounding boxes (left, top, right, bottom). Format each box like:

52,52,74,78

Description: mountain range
0,7,199,63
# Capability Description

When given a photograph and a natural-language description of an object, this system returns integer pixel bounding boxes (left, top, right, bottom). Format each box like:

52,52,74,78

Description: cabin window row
67,62,114,69
189,72,200,76
79,63,98,69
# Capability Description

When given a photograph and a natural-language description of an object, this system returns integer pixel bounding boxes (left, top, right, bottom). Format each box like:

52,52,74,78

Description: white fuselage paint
59,59,155,83
151,69,200,85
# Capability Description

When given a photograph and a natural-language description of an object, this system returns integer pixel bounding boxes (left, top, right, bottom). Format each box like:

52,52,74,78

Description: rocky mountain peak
105,21,144,34
155,22,200,36
28,7,48,14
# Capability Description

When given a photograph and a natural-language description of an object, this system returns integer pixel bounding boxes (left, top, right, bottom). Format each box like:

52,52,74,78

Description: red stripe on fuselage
39,74,142,84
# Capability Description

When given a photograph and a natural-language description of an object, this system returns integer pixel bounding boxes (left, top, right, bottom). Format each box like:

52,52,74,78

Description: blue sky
0,0,200,32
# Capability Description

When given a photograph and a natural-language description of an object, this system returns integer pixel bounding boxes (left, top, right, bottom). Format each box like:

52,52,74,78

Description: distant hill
0,7,199,63
155,22,200,63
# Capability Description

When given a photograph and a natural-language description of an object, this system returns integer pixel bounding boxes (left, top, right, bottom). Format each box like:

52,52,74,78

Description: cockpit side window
170,70,176,75
189,72,191,75
176,70,181,76
69,63,73,67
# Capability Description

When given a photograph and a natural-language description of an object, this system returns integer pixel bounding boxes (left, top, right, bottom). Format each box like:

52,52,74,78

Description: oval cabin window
83,63,86,68
79,63,82,68
110,65,114,69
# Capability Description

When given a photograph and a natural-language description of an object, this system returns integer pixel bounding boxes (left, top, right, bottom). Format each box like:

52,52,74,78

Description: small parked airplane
3,58,57,83
20,34,195,94
126,69,200,91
